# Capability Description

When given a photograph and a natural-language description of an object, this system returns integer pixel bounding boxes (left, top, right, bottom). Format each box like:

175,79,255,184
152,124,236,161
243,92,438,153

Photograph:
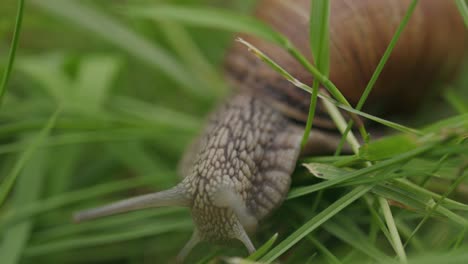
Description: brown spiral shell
225,0,467,121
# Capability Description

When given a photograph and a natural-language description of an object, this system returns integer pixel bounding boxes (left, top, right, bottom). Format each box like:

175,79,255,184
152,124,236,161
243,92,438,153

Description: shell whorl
225,0,467,119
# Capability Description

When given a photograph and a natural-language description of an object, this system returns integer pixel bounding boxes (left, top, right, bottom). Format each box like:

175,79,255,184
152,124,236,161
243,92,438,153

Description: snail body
74,0,467,260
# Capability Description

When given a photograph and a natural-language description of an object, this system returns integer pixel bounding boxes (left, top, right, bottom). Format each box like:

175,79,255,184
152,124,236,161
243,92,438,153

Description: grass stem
379,197,407,263
0,0,25,106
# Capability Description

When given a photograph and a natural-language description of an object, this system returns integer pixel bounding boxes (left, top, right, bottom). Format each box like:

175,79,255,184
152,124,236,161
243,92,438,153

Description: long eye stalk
73,184,190,222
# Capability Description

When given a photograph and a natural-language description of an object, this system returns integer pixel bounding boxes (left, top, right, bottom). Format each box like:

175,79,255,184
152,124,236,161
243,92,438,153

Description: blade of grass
391,179,468,211
308,168,407,262
404,161,468,247
128,5,356,112
159,22,227,97
443,89,468,114
32,0,206,99
378,197,407,262
336,0,420,154
395,219,425,252
237,38,423,136
358,134,420,161
0,0,25,106
195,249,223,264
246,233,278,261
455,0,468,27
381,247,468,264
74,55,122,111
23,219,192,257
307,237,342,264
105,142,167,176
422,113,468,132
0,128,192,156
322,217,394,262
364,196,395,249
372,184,468,227
111,96,200,131
301,80,321,148
301,0,330,149
260,185,374,263
309,0,330,77
0,150,47,264
34,209,183,242
321,98,362,153
288,143,436,199
0,175,166,230
451,227,466,249
0,109,60,206
127,5,285,45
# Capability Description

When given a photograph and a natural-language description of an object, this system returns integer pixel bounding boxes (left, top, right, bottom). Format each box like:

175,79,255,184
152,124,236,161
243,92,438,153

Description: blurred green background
0,0,252,263
0,0,467,263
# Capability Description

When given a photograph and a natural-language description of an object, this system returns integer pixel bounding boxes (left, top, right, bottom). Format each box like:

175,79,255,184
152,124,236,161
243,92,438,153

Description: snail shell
74,0,467,261
226,0,467,121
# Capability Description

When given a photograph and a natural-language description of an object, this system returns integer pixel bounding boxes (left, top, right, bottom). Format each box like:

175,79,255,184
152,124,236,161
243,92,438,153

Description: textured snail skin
73,0,467,261
180,94,301,242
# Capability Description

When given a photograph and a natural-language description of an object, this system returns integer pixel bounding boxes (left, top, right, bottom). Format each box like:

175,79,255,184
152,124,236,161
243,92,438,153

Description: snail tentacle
234,220,256,254
176,229,201,263
73,184,191,222
212,186,258,232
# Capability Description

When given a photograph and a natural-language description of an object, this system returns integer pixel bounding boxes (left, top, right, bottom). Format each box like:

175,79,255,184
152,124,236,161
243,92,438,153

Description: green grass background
0,0,467,263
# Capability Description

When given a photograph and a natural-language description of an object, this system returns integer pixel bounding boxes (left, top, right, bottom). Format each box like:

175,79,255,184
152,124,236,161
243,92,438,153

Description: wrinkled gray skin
73,92,342,261
180,94,301,241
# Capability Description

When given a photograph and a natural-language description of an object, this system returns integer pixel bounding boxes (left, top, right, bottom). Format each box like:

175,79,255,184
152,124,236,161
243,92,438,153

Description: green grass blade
0,0,24,106
237,38,422,136
404,164,468,247
451,228,466,249
395,219,425,252
301,0,330,149
319,93,422,135
129,5,355,111
365,196,396,251
246,233,278,261
159,22,227,97
356,0,419,111
127,5,285,44
24,219,192,257
322,218,393,262
0,109,60,206
0,151,47,264
336,0,419,153
309,0,330,77
423,113,468,131
358,134,419,161
301,77,321,149
288,143,435,199
391,179,468,211
381,247,468,264
378,197,407,262
34,209,184,243
455,0,468,27
32,0,205,99
0,128,191,156
0,176,163,230
372,184,468,227
443,89,468,114
74,55,122,111
260,185,374,263
307,237,342,264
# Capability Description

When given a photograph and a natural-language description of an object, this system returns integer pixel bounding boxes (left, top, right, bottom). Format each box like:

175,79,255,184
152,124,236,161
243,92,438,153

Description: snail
74,0,467,261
